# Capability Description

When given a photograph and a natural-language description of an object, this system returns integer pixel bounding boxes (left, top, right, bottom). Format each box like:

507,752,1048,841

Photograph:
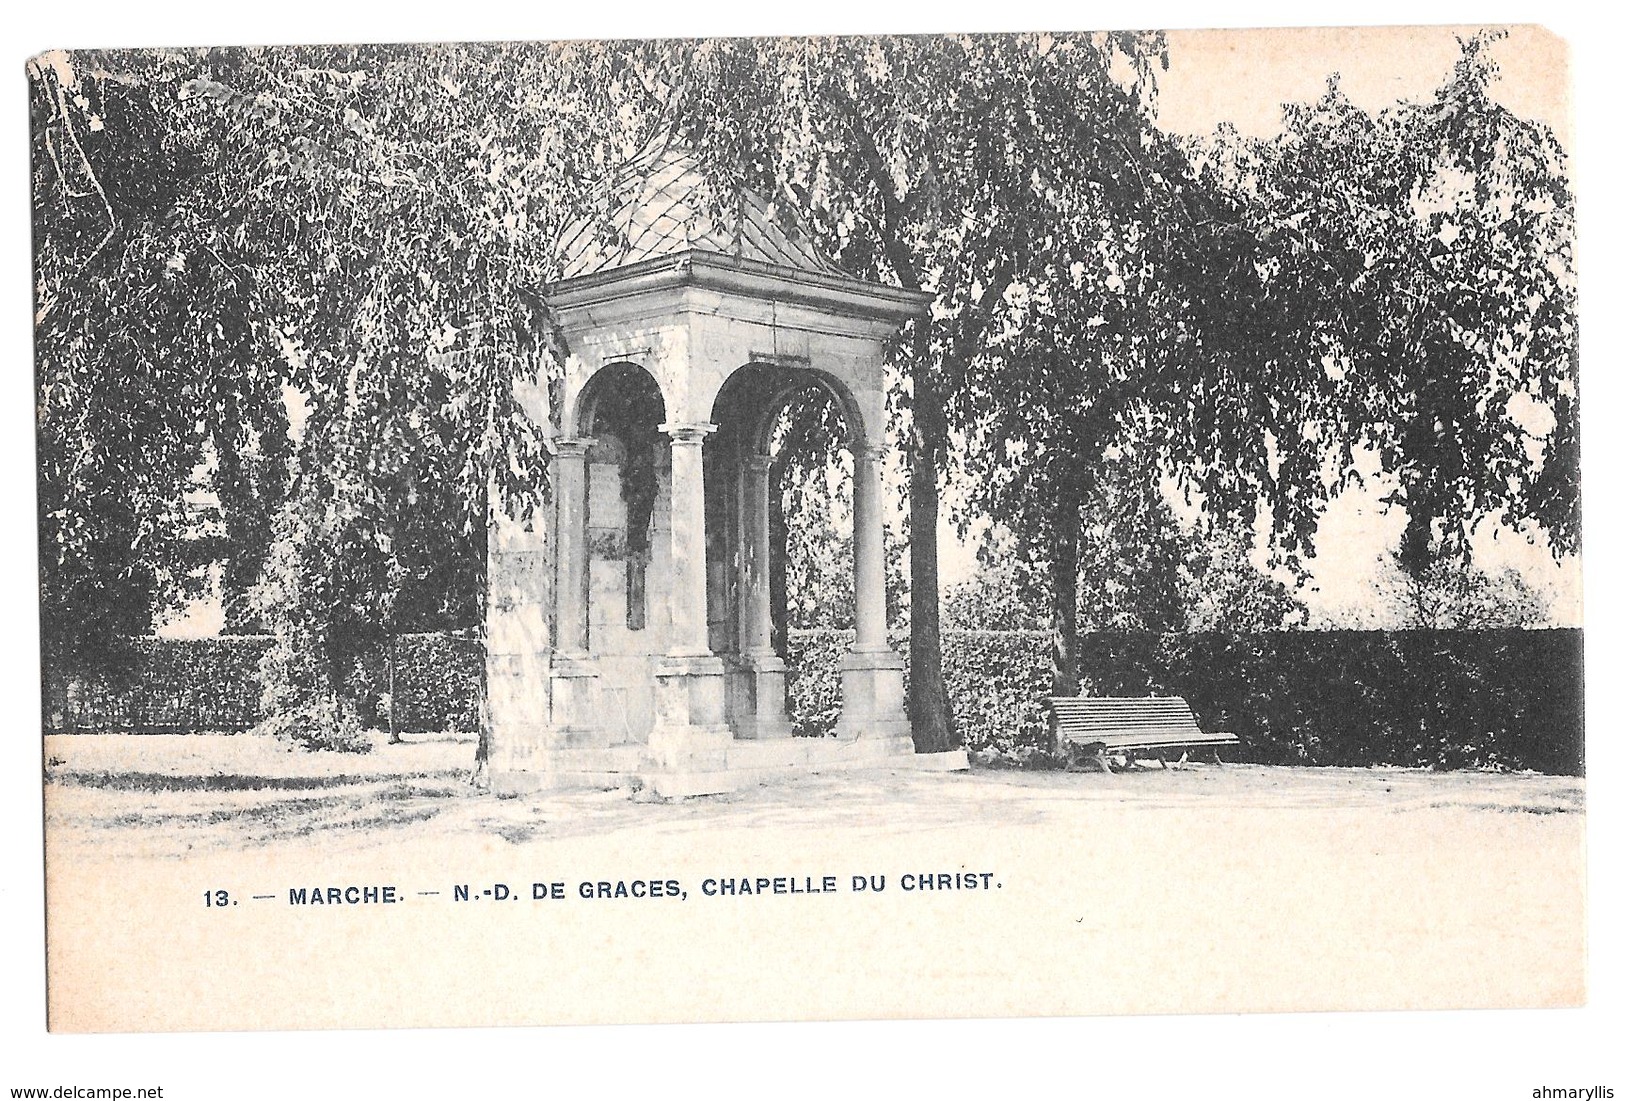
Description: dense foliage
49,625,1582,776
32,34,1577,761
1194,35,1578,577
1325,553,1553,629
32,43,660,754
45,632,482,737
43,637,271,733
790,628,1583,774
943,522,1308,633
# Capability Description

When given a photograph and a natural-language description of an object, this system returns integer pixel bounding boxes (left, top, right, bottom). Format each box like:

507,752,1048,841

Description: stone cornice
540,249,934,325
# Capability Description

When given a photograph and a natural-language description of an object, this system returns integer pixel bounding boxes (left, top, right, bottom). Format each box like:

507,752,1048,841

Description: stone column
835,444,911,745
852,444,889,652
549,437,600,743
647,423,732,781
740,454,775,654
661,422,717,657
736,452,791,739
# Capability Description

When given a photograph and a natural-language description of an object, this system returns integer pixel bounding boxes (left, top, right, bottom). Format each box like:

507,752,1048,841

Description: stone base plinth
645,652,732,779
489,745,647,795
637,734,953,796
484,723,622,769
727,651,793,740
549,654,601,739
645,722,735,771
486,644,965,797
489,733,965,797
652,653,727,727
834,644,910,740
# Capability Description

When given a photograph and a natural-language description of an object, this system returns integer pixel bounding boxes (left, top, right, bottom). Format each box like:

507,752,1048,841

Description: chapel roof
554,144,848,282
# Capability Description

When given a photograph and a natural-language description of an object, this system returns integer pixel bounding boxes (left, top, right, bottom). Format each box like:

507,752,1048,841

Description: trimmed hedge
43,636,272,733
44,633,482,736
47,628,1584,775
388,633,482,734
790,628,1584,775
784,630,848,737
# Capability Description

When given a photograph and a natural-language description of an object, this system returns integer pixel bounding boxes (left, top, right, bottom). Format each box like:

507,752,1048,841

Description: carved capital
659,422,718,445
553,437,597,459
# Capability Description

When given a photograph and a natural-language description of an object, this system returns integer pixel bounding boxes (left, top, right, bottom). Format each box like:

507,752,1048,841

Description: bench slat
1063,731,1238,749
1047,694,1237,757
1046,701,1189,711
1057,726,1206,738
1056,711,1196,719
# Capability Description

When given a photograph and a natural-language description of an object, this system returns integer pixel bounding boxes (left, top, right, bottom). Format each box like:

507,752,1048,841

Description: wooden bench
1047,696,1238,772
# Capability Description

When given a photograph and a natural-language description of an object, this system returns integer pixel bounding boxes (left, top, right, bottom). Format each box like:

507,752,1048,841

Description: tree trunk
907,342,959,753
1397,476,1437,581
386,632,400,745
470,469,492,789
215,434,275,634
1395,376,1460,582
1050,494,1082,699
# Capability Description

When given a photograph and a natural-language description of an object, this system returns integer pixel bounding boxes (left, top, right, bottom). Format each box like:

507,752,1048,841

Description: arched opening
486,141,930,788
707,364,864,737
576,363,667,639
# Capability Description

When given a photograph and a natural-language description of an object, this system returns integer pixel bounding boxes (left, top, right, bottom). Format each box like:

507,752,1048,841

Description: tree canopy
664,31,1210,742
942,31,1575,689
1194,32,1578,574
31,32,1578,755
32,43,660,747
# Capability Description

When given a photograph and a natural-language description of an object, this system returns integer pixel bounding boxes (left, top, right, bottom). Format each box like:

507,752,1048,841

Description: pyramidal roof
554,145,848,282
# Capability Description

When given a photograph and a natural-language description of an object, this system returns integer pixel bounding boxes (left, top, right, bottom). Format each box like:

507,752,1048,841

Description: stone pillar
647,423,732,780
485,374,556,791
835,444,911,744
485,514,553,784
549,437,600,743
852,444,889,651
735,452,791,739
552,437,594,656
662,423,717,657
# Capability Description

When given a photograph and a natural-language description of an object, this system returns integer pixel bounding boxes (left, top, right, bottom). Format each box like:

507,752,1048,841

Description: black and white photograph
6,5,1618,1098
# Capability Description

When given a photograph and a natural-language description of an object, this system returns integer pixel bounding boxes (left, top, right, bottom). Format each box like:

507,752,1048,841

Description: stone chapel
484,147,968,794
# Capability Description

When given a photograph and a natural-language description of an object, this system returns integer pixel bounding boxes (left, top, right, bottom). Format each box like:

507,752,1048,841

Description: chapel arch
760,375,861,657
484,146,932,792
703,362,886,738
572,362,668,638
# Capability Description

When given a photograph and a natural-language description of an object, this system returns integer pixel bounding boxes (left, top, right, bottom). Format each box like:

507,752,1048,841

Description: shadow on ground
41,731,1585,857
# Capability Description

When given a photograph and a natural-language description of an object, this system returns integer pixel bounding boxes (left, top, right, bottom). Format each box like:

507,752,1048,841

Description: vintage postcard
29,22,1588,1050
